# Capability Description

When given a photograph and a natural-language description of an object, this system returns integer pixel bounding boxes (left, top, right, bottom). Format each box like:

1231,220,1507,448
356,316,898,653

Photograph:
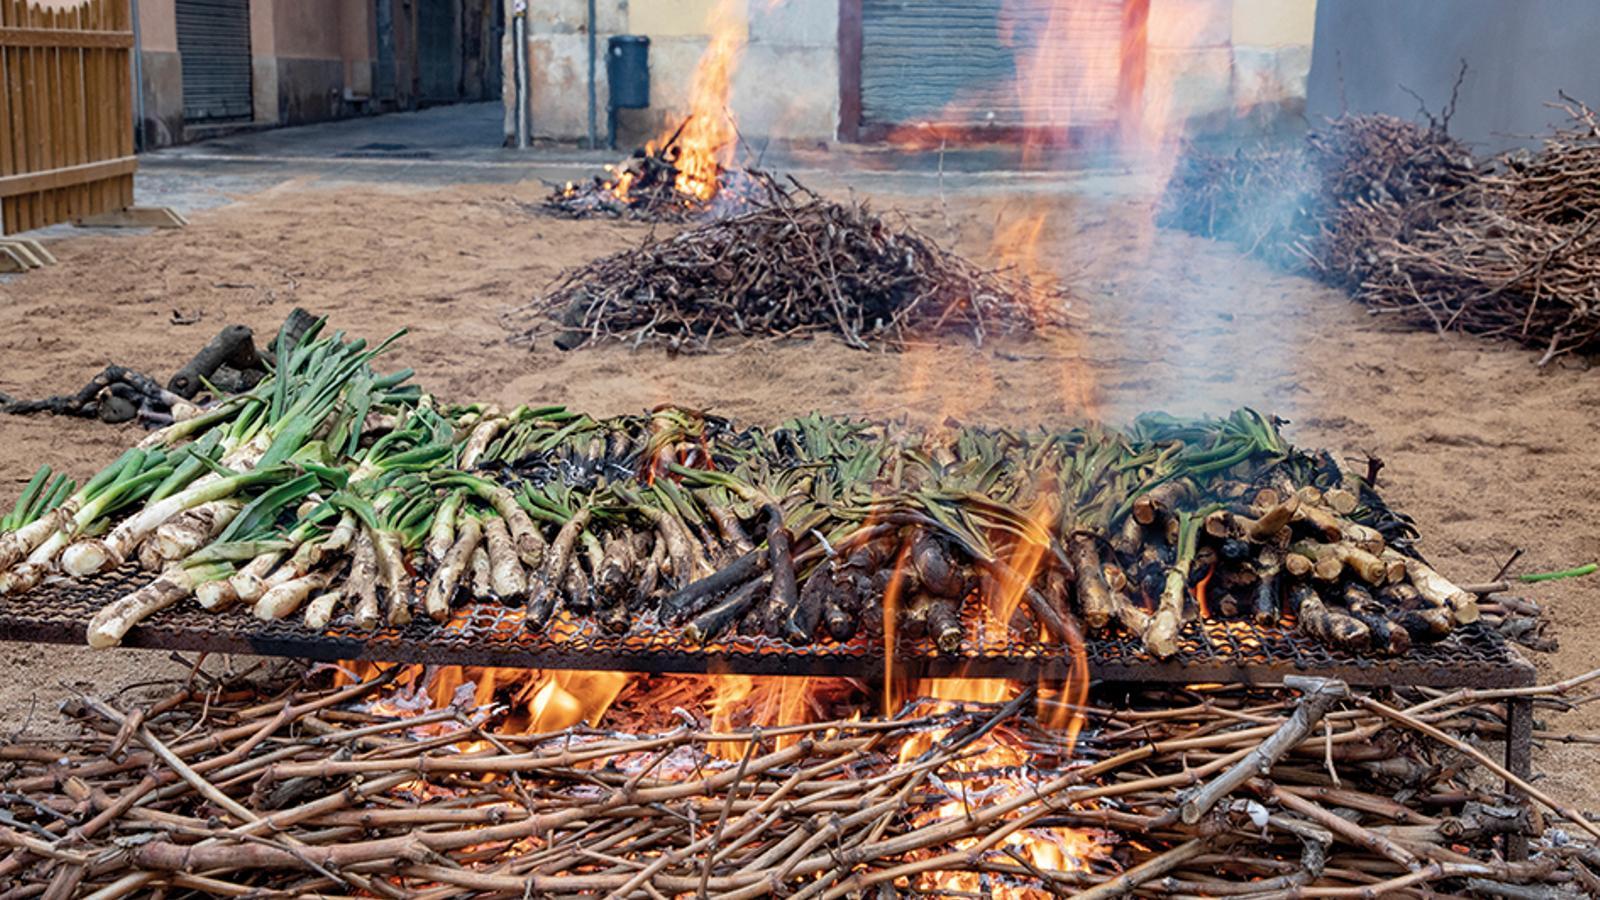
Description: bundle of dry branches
508,184,1065,351
4,665,1598,898
1160,95,1600,361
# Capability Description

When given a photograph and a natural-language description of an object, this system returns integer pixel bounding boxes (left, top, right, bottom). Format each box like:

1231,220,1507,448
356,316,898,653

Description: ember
541,140,779,223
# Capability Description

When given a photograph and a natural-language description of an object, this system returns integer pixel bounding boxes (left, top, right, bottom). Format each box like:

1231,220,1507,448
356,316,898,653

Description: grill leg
1504,696,1534,862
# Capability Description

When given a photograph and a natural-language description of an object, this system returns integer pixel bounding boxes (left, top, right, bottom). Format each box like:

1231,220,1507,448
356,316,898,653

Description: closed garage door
176,0,253,122
418,0,460,103
860,0,1127,131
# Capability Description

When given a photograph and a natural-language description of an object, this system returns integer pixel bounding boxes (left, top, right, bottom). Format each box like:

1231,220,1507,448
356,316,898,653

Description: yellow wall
1233,0,1316,47
628,0,747,39
273,2,343,59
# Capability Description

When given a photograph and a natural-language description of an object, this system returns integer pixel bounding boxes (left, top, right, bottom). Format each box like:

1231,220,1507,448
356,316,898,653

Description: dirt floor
2,173,1597,807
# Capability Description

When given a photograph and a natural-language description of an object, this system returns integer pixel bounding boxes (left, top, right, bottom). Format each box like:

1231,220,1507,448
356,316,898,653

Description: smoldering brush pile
1159,112,1477,274
511,184,1064,351
2,666,1597,897
1160,95,1600,360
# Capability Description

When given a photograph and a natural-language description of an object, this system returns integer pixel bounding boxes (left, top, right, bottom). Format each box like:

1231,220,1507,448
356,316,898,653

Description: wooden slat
0,154,134,198
0,27,132,50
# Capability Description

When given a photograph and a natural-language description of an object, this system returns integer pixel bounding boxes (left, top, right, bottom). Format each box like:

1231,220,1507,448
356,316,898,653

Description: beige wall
1144,0,1316,130
137,0,179,53
508,0,837,145
250,0,278,121
1233,0,1317,47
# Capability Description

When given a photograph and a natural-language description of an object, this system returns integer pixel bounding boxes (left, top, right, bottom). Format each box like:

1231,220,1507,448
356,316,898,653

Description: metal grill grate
0,567,1537,688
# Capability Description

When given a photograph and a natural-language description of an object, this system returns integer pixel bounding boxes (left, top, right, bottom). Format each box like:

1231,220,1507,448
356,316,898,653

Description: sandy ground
1,174,1597,807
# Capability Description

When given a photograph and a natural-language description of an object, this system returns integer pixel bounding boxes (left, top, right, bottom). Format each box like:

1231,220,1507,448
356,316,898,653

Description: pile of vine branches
508,185,1065,352
1161,95,1600,361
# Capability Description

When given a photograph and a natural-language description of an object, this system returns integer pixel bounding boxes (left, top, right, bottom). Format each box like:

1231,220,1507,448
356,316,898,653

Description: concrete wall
1144,0,1316,134
1307,0,1600,153
253,0,376,126
135,0,185,147
506,0,837,145
134,0,384,146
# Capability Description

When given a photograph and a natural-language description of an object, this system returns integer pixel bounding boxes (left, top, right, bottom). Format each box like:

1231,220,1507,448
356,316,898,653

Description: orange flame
705,673,823,760
337,662,630,736
670,0,746,201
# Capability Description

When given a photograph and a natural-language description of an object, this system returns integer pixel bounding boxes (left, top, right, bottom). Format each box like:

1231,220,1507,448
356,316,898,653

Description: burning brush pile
4,662,1600,896
1,325,1496,661
1161,95,1600,360
543,0,772,222
542,126,779,222
512,184,1063,351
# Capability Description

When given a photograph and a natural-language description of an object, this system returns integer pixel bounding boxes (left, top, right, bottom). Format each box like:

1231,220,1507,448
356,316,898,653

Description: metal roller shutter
861,0,1126,130
176,0,254,122
418,0,460,103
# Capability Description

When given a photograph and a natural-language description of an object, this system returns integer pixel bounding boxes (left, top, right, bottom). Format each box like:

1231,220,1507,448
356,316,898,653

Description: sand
1,175,1596,806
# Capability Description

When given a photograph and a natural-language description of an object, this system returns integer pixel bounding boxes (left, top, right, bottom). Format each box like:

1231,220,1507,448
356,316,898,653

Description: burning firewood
0,327,1531,665
512,181,1068,351
1,663,1595,896
542,131,780,222
545,0,765,225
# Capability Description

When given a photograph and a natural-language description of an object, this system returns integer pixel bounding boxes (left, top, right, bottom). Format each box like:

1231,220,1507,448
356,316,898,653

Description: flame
1193,563,1215,620
555,0,749,210
336,662,630,737
336,656,1103,887
705,673,821,760
670,0,746,201
897,677,1102,895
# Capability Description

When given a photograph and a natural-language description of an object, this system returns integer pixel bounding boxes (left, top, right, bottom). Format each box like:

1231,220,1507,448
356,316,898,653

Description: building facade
136,0,502,148
504,0,1317,147
1309,0,1600,153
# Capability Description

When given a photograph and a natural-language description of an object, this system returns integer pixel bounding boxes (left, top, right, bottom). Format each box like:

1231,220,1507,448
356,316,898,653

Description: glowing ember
336,656,1102,885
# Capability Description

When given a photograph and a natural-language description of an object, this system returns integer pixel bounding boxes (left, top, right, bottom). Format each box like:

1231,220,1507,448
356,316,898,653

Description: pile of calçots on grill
0,324,1478,657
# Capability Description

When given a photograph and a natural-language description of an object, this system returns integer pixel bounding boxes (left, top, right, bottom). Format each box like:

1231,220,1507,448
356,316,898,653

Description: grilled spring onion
86,561,232,648
0,361,1487,663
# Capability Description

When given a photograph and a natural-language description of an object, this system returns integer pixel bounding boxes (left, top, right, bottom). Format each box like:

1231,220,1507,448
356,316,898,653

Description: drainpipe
586,0,598,149
513,0,529,149
130,0,146,151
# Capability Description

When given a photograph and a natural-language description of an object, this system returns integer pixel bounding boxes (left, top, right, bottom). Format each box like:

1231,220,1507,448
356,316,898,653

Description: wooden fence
0,0,136,235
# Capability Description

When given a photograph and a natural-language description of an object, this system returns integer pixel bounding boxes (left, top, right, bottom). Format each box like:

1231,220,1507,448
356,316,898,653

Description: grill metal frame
0,566,1537,690
0,566,1540,859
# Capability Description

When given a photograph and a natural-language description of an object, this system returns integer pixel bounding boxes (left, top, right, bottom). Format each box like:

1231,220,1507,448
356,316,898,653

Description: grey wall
1307,0,1600,153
